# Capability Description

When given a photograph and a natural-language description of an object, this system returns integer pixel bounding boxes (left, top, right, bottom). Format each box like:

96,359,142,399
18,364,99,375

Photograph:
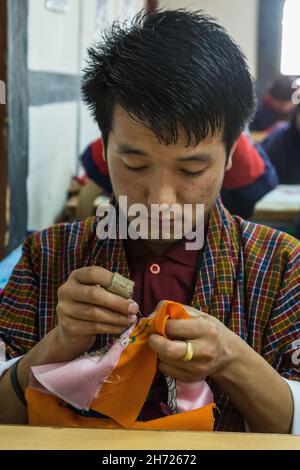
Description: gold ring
106,272,135,299
182,341,193,362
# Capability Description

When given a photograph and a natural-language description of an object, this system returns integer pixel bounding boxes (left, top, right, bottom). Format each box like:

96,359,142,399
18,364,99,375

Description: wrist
210,331,247,385
38,326,85,363
10,359,27,406
16,327,71,390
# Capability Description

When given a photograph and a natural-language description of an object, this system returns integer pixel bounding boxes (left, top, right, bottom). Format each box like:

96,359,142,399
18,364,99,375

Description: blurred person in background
250,75,296,132
261,104,300,184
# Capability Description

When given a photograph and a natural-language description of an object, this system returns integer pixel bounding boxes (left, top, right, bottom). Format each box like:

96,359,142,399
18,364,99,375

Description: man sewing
0,10,299,433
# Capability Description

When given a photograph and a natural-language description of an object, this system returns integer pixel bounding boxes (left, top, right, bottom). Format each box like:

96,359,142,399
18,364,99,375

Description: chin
149,236,181,244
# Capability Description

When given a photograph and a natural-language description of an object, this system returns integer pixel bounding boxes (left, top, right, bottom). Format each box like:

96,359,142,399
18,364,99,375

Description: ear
225,142,237,172
102,146,107,162
225,155,232,172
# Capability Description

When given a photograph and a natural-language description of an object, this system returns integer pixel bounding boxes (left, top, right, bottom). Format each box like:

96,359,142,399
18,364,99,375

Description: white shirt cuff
0,356,22,378
284,378,300,435
245,379,300,435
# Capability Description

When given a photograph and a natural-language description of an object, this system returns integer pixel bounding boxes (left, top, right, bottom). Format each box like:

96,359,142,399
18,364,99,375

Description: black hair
82,9,255,156
268,75,295,101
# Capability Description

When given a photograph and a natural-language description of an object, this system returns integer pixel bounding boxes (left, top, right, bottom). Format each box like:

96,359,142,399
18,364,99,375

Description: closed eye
180,169,206,176
122,162,148,172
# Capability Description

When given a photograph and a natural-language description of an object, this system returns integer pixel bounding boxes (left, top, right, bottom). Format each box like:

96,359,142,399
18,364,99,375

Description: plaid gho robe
1,197,300,431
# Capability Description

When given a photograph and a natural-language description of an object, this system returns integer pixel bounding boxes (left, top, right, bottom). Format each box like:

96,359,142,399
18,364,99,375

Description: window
281,0,300,75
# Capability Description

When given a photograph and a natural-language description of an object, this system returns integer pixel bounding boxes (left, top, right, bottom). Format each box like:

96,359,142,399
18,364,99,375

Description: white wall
27,103,78,231
159,0,258,79
28,0,80,74
79,0,145,154
27,0,81,231
27,0,144,231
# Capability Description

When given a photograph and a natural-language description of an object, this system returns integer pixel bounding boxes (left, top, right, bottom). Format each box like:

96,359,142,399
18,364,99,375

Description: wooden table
0,425,300,450
253,185,300,236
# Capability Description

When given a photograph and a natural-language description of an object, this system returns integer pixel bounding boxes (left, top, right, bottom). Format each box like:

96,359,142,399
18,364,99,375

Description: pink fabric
30,325,135,410
29,304,214,414
176,380,213,412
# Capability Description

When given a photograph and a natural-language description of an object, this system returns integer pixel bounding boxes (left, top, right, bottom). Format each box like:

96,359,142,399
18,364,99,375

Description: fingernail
128,315,137,324
128,301,139,314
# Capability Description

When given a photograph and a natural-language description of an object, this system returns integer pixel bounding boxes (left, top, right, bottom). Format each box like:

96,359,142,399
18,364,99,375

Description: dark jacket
261,123,300,184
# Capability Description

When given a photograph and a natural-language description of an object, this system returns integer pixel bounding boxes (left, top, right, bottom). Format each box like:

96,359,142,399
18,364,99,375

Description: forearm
0,265,128,424
0,367,28,424
0,327,81,424
212,335,294,434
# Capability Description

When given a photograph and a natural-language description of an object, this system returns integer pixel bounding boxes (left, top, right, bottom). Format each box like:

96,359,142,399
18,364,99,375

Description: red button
150,263,160,274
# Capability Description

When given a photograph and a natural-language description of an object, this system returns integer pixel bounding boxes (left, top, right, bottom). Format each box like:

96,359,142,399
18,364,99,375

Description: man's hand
55,266,139,357
0,267,140,424
148,303,294,433
148,304,238,382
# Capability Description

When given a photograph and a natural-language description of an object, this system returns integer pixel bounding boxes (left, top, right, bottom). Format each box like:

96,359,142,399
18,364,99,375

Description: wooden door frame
0,0,8,260
256,0,286,99
7,0,29,254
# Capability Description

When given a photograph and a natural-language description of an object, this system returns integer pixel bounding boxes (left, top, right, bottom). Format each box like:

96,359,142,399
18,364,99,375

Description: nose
147,171,178,207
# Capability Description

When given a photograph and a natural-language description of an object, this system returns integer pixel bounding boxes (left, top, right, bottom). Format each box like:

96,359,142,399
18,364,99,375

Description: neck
143,215,210,255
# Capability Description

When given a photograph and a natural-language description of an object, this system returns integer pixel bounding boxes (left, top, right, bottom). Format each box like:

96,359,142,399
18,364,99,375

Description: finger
153,302,203,315
158,355,191,372
159,340,217,368
72,267,139,313
158,361,194,382
165,318,206,340
59,301,137,327
59,316,129,337
182,305,207,318
148,333,188,360
61,282,139,316
158,354,209,375
72,266,114,288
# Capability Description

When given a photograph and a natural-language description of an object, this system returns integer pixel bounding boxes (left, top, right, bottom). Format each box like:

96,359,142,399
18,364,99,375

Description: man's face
106,106,232,246
270,97,295,116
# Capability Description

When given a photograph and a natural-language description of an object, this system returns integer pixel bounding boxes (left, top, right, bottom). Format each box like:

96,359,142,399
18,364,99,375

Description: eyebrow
116,144,149,156
116,144,212,163
176,154,212,163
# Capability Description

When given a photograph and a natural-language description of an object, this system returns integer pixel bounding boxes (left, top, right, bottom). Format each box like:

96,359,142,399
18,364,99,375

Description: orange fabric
26,388,214,430
26,301,215,430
